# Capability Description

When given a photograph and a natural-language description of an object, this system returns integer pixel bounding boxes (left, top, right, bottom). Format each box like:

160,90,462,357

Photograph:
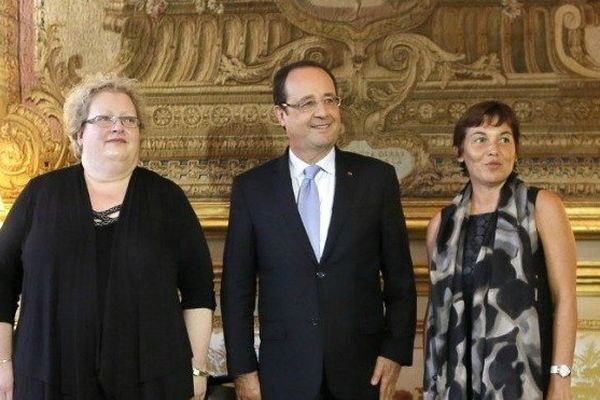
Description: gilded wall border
211,260,600,297
578,319,600,331
190,200,600,241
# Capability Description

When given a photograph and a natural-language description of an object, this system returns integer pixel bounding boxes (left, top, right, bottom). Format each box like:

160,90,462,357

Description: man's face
274,66,342,163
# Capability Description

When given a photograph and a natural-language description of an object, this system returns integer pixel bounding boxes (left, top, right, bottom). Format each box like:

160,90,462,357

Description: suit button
311,318,320,327
316,271,326,279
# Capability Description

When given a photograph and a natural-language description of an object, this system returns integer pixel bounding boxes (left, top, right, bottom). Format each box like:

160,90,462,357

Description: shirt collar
289,147,336,179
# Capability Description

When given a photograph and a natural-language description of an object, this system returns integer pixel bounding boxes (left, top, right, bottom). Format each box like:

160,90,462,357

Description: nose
313,99,328,116
111,118,125,131
487,141,499,155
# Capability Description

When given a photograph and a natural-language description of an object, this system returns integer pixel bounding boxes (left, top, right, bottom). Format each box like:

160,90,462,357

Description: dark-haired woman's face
456,121,516,188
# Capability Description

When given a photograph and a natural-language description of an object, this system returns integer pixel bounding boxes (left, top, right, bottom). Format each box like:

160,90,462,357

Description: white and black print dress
424,175,554,400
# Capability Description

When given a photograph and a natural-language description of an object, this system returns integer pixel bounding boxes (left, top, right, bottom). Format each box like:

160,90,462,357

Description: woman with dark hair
423,101,576,399
0,74,215,400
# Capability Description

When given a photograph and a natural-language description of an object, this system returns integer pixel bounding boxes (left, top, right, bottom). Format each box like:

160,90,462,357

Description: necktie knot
303,165,321,180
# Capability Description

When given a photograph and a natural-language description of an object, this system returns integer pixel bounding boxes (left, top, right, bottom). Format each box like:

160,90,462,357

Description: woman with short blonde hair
0,73,215,400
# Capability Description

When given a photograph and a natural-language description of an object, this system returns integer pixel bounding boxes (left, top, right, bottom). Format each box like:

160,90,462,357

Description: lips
106,138,127,143
311,122,331,129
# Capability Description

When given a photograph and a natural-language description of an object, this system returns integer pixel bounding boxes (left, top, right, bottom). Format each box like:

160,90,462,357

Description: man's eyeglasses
84,115,141,128
280,96,342,113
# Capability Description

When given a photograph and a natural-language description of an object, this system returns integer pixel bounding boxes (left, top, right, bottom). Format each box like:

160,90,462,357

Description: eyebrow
470,129,513,136
289,93,337,101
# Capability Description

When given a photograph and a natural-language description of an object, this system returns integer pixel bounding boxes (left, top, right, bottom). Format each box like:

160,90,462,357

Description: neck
83,164,134,211
469,181,503,214
82,155,137,183
291,146,333,165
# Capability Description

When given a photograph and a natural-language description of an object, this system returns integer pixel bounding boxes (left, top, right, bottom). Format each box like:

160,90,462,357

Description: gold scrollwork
273,0,438,41
554,4,600,78
216,36,340,85
364,33,505,133
0,104,68,197
28,24,82,122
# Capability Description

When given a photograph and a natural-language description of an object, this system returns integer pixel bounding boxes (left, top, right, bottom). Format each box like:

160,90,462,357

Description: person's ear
453,145,463,162
273,105,287,128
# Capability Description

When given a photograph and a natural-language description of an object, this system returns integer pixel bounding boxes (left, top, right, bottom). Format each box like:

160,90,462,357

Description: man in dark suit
221,61,416,400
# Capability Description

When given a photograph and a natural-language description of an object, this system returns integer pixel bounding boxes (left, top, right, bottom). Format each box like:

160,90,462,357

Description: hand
370,356,401,400
190,375,207,400
0,362,14,400
234,371,261,400
546,376,571,400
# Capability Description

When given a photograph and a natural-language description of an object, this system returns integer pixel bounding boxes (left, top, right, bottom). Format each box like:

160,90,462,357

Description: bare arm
535,190,577,399
184,308,213,400
0,322,13,399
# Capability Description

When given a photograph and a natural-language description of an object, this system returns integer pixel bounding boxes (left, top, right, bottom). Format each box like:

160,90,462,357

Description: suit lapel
272,150,320,264
321,150,355,263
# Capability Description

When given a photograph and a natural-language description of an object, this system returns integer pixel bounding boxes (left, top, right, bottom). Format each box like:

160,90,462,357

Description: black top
0,165,215,398
95,221,117,327
462,212,497,293
462,211,497,400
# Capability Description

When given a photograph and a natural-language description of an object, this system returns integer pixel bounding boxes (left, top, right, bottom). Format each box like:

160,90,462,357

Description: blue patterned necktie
298,165,321,260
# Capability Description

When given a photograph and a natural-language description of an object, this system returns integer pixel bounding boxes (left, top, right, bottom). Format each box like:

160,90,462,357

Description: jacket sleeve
379,164,417,365
220,176,259,376
0,182,34,323
172,183,216,310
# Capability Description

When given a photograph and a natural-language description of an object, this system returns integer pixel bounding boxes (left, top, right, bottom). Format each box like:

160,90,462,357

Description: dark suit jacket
221,149,416,400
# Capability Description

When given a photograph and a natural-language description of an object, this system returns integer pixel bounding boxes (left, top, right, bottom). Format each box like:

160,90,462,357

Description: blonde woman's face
78,91,140,169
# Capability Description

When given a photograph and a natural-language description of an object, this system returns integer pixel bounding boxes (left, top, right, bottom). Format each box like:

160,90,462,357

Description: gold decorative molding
577,262,600,296
0,0,19,113
554,4,600,79
0,0,71,198
211,259,600,297
198,200,600,240
0,104,68,197
578,319,600,331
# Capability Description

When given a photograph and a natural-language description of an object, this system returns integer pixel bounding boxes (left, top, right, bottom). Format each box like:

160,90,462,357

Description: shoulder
534,189,566,215
337,150,398,184
134,166,179,190
426,211,442,255
534,189,570,233
338,150,395,171
23,164,81,195
133,167,189,204
28,164,79,184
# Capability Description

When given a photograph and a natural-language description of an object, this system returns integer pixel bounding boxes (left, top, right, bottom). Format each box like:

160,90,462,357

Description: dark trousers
316,370,338,400
316,369,379,400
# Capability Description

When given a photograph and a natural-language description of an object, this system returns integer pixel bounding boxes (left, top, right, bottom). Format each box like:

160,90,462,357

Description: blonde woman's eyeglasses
84,115,141,128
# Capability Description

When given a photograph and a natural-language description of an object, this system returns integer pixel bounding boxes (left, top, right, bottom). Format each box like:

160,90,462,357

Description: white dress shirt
289,148,336,257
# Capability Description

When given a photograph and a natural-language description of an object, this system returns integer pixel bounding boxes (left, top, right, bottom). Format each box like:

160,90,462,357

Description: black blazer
0,165,215,398
221,149,416,400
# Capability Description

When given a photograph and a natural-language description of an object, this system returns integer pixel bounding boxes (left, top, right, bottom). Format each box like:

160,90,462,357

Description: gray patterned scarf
424,176,547,399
